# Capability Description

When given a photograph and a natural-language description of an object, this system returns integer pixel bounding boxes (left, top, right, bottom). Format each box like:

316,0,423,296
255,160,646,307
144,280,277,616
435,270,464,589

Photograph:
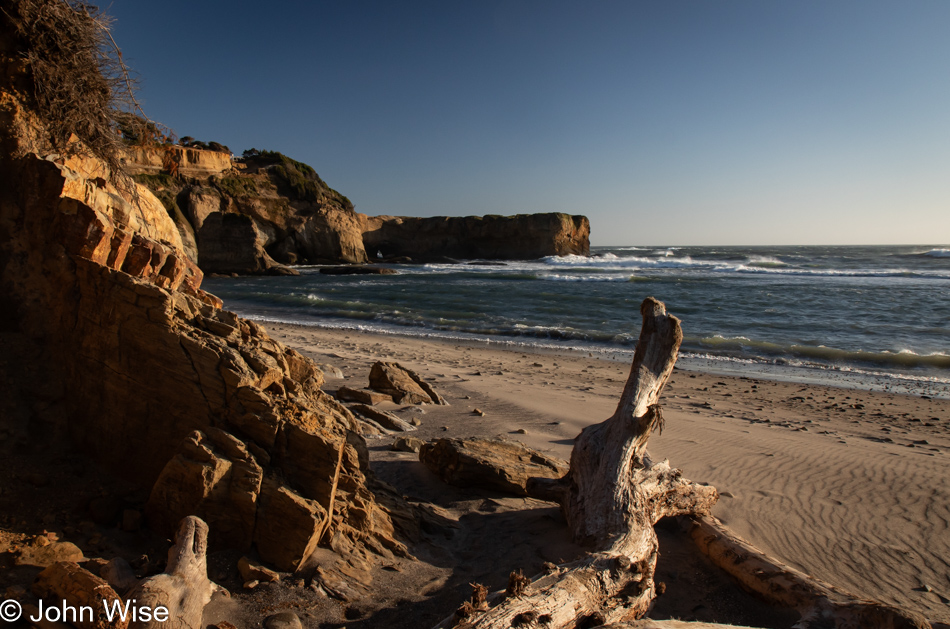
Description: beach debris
349,404,416,432
433,298,718,628
419,437,568,497
369,361,447,405
689,515,931,629
121,517,218,629
473,408,486,416
336,386,391,405
238,556,280,583
32,561,126,629
391,436,425,453
410,417,423,427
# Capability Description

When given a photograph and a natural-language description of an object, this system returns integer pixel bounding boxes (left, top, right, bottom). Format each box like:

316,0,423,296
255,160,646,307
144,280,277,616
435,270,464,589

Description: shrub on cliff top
3,0,170,181
240,149,355,212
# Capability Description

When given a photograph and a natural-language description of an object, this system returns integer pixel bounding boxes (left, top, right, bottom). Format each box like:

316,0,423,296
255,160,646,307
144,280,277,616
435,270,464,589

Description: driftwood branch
127,516,217,629
688,515,931,629
438,298,717,628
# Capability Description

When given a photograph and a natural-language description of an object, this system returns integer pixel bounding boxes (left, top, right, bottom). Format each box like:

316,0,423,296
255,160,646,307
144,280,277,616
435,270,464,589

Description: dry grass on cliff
2,0,169,181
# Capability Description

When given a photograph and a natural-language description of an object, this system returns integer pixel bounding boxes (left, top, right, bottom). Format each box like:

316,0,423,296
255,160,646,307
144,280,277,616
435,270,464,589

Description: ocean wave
745,255,787,268
543,253,721,270
733,265,950,280
538,273,639,282
689,335,950,370
921,248,950,258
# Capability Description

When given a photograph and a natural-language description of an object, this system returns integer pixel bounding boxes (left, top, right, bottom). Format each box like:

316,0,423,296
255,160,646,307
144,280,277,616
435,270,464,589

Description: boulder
391,436,425,453
15,541,84,567
237,556,280,583
368,362,446,405
336,386,392,405
419,438,569,497
349,404,416,432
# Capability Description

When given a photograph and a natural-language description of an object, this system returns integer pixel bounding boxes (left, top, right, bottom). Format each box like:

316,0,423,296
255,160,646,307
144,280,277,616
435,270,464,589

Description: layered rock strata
360,212,591,261
0,94,405,574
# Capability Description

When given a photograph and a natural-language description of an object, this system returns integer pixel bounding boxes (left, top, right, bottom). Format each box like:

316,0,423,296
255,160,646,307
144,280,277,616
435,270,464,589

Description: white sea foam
922,248,950,258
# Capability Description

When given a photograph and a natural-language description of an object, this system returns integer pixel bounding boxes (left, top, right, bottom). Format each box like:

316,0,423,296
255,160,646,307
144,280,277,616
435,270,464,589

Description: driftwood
688,515,932,629
126,516,217,629
437,297,718,628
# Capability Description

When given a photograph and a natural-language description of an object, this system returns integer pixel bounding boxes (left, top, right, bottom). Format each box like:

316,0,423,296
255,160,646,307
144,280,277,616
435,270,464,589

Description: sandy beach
264,321,950,625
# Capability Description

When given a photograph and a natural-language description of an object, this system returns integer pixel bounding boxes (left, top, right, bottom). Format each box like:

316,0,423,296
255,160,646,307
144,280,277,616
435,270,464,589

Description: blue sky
108,1,949,246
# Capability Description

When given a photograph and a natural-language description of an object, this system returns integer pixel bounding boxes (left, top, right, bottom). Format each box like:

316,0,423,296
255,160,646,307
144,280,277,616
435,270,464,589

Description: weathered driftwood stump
439,297,718,629
127,516,216,629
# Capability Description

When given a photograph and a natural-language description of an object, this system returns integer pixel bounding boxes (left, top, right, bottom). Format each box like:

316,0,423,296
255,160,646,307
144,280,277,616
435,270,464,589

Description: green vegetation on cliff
242,149,354,211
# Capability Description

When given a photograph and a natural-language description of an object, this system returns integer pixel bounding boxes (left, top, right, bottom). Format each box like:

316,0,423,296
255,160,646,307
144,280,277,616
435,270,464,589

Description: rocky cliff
361,212,590,260
1,78,404,578
128,150,368,272
128,148,591,272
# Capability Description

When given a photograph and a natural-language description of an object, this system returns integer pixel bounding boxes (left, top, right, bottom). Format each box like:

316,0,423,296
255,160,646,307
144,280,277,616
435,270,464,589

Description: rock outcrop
0,88,405,574
126,148,591,273
360,213,590,260
419,438,569,496
127,150,368,270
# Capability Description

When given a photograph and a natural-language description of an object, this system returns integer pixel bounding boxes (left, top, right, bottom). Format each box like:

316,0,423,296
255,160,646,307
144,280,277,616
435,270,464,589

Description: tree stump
439,297,718,628
127,516,216,629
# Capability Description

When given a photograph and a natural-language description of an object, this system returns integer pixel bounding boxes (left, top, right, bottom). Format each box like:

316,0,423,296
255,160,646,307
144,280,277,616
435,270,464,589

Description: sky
106,1,950,246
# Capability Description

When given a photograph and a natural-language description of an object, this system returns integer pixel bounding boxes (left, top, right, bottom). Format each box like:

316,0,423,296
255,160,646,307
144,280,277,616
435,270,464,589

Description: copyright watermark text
1,598,168,624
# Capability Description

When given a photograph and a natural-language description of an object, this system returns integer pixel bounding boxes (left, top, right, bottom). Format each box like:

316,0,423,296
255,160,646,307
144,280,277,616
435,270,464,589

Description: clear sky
107,1,949,246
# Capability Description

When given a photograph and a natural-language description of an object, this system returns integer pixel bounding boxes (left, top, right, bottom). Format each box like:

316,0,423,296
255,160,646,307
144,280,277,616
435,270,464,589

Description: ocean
203,245,950,398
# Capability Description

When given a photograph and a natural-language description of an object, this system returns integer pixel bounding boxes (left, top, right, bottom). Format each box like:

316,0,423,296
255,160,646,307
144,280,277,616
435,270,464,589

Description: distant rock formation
360,212,590,261
126,148,591,273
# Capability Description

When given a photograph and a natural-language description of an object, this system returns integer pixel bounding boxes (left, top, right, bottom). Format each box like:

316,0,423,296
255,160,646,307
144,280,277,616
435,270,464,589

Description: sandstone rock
263,611,303,629
125,145,232,180
391,436,425,453
349,404,415,432
145,429,263,551
237,556,280,583
1,82,406,607
336,386,391,405
419,438,569,497
253,479,328,572
368,361,446,405
31,562,127,629
360,212,590,260
15,541,84,567
197,212,282,274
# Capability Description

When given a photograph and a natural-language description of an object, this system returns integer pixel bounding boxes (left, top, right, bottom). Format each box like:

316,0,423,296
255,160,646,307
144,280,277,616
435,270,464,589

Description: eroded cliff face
361,213,591,260
128,149,369,271
0,93,406,575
